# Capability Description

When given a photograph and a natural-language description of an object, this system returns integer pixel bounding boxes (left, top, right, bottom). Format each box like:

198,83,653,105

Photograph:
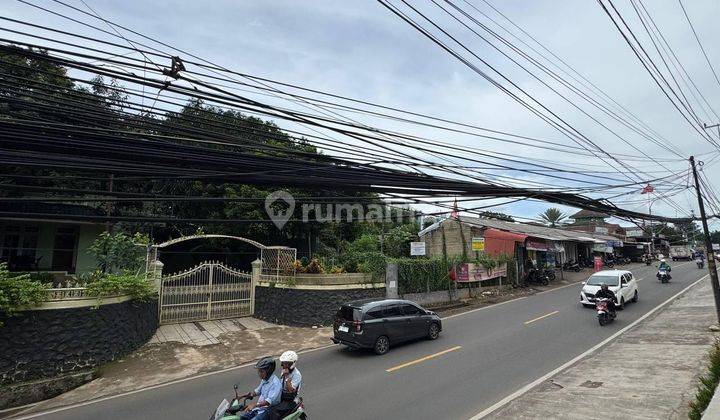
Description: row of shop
419,216,650,278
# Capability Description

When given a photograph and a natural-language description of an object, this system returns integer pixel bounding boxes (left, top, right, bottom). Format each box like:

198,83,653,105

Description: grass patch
689,338,720,419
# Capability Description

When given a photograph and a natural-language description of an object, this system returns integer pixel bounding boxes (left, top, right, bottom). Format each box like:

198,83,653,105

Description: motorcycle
544,268,556,281
697,258,705,269
524,269,550,286
596,298,616,326
563,261,581,272
210,385,307,420
657,268,670,284
645,257,651,266
604,258,615,269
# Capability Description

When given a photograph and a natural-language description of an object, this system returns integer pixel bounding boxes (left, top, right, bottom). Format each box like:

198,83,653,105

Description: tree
539,208,567,227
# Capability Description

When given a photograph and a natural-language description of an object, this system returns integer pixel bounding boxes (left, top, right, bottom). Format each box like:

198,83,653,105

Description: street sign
471,237,485,251
410,241,426,256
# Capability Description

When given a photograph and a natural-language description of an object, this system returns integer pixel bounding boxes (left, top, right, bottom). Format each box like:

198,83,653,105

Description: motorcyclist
657,258,672,280
270,351,303,419
594,283,617,315
240,357,282,420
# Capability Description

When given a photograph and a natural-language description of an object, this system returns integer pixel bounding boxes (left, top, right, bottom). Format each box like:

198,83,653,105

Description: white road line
468,273,709,420
10,343,339,420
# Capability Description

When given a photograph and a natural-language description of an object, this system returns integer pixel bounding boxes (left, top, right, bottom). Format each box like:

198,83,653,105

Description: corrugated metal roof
418,216,626,245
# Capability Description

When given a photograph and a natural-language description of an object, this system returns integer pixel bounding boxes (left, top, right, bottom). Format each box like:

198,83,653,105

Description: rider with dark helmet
240,357,282,420
594,283,617,315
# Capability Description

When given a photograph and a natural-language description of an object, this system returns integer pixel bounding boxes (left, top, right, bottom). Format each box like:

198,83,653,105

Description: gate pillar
151,260,164,291
251,259,262,315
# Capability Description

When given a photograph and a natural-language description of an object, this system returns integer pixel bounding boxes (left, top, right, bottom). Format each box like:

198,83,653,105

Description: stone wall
423,220,474,258
254,285,385,327
0,299,157,407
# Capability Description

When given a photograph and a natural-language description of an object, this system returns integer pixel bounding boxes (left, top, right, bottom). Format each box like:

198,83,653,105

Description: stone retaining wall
0,299,158,408
254,285,385,327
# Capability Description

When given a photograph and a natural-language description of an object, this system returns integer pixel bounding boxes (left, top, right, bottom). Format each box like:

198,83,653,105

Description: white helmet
661,258,666,262
279,350,298,369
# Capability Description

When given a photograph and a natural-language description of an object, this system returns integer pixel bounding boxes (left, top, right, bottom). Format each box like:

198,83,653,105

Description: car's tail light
353,320,362,332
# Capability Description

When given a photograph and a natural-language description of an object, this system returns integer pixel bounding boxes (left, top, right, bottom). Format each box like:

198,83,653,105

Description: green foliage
85,272,155,302
395,257,458,294
689,339,720,419
356,252,387,281
0,263,47,322
539,208,567,227
475,252,497,271
88,231,148,274
479,211,515,222
11,271,55,284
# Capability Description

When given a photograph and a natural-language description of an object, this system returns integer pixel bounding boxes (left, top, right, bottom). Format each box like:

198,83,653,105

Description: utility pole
690,155,720,324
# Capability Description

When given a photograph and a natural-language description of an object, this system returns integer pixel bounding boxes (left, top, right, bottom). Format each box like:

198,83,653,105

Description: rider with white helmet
272,350,302,418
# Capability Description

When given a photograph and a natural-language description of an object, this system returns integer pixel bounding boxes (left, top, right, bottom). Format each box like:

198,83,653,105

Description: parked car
579,269,639,309
331,298,442,355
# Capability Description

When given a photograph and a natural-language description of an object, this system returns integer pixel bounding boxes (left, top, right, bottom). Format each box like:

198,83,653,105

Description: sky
3,0,720,228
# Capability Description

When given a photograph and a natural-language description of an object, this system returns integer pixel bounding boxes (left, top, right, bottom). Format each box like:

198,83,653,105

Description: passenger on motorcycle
271,351,302,419
595,283,617,315
240,357,282,420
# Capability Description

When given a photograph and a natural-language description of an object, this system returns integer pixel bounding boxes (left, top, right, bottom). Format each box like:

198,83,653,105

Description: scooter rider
595,283,617,315
657,258,672,280
240,357,282,420
270,351,302,419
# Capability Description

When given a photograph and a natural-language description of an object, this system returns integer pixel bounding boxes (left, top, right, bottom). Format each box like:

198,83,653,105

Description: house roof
569,209,610,219
419,216,615,244
0,201,106,224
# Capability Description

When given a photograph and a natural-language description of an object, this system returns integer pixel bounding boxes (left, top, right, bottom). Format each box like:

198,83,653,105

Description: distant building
564,210,626,238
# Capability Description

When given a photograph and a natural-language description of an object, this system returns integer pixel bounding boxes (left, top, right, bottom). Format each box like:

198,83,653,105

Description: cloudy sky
3,0,720,227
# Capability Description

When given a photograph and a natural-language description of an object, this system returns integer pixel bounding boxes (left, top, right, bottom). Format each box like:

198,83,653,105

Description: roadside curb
470,273,709,419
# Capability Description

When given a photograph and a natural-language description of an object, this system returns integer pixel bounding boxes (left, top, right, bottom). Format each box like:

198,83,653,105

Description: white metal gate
159,261,254,324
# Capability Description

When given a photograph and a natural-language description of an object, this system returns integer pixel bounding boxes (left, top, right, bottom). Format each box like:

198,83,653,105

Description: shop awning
484,228,527,256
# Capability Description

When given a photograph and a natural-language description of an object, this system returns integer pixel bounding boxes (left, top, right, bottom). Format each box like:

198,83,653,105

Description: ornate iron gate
159,261,254,324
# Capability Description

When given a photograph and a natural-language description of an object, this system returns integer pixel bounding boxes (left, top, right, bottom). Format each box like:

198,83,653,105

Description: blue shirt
254,374,282,409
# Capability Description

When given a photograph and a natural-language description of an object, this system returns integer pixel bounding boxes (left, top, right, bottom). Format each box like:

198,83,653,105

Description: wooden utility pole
690,156,720,324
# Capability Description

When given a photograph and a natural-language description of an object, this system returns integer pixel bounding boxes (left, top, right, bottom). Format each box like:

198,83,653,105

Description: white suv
580,270,639,309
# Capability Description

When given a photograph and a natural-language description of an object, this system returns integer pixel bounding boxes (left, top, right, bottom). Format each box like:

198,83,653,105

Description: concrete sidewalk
488,277,717,420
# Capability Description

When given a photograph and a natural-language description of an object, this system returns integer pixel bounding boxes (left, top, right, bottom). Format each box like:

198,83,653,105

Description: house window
1,225,39,270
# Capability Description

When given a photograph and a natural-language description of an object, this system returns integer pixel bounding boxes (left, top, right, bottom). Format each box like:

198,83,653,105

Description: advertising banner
455,263,507,282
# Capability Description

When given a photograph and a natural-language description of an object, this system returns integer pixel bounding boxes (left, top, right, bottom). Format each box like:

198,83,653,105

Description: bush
85,272,156,302
305,258,324,274
0,263,47,323
329,266,345,274
689,339,720,419
88,231,148,274
395,257,456,294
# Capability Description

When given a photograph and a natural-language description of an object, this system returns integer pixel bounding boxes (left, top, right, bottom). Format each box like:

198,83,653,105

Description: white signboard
713,244,720,251
410,241,426,256
626,229,644,238
595,226,609,234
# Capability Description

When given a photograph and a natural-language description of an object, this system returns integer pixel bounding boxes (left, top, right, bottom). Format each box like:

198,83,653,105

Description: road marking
385,346,462,373
442,296,527,321
468,273,709,419
524,310,559,325
10,343,339,420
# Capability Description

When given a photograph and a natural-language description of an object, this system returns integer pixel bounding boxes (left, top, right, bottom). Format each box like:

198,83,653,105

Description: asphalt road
17,262,706,420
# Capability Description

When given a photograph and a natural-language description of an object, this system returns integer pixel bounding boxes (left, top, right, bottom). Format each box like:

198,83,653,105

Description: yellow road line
524,310,559,325
386,346,462,373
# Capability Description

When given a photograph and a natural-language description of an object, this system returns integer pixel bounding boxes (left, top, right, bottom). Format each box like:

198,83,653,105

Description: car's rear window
338,306,361,321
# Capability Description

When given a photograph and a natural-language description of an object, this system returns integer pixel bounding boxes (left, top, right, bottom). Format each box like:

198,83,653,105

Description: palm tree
539,208,567,227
